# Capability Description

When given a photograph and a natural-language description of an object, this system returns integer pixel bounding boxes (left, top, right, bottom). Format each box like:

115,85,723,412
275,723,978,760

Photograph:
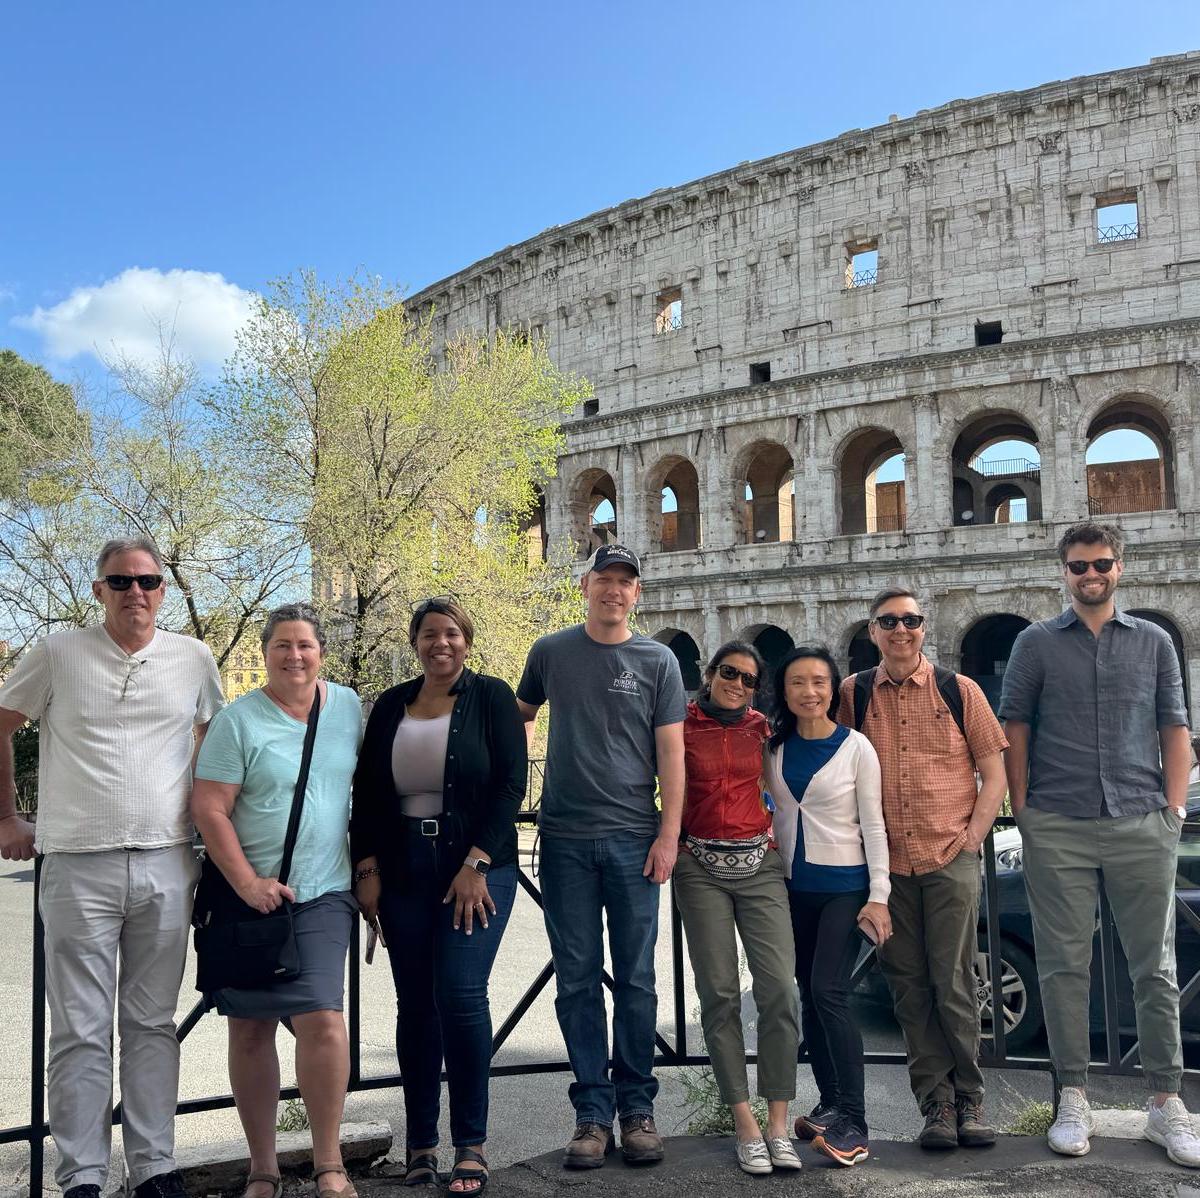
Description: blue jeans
377,850,517,1149
539,831,661,1124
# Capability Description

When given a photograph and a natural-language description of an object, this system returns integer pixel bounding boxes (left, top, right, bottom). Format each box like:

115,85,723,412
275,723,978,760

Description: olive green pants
1017,804,1183,1092
673,849,799,1104
878,849,984,1112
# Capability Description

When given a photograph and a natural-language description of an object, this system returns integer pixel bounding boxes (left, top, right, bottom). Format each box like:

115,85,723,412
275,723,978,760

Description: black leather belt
402,816,443,838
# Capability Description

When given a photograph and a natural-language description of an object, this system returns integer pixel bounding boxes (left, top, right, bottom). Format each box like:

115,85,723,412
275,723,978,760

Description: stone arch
519,485,548,564
1126,608,1191,718
984,480,1039,524
949,410,1042,526
1084,395,1176,515
838,426,907,535
645,454,701,552
567,466,619,559
739,622,795,701
960,613,1031,713
845,619,881,677
652,627,703,692
732,440,795,544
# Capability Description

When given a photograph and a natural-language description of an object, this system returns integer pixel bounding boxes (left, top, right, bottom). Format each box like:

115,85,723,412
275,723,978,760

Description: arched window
1085,400,1174,515
651,457,701,552
654,629,703,692
740,444,794,544
839,429,906,534
569,469,619,559
960,614,1031,714
847,621,881,677
951,414,1041,526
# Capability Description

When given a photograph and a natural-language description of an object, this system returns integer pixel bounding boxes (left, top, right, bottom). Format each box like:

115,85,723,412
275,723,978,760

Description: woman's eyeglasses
872,613,926,631
1064,558,1118,576
103,573,164,591
716,663,759,689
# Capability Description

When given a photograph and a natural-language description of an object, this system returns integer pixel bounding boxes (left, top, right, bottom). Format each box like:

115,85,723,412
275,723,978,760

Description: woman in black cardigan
351,598,526,1194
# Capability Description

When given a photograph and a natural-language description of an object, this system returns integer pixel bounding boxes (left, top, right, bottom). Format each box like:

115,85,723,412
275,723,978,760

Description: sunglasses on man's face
103,574,164,592
716,663,760,689
1064,558,1118,576
872,613,925,631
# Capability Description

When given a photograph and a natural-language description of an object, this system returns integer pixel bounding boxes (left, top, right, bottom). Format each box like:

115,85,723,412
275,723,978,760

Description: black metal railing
966,457,1041,479
4,816,1198,1186
1098,222,1139,244
847,268,878,288
654,310,683,334
1087,487,1173,515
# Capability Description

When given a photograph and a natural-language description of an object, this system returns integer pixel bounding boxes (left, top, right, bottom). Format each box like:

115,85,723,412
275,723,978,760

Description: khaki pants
1017,804,1182,1092
879,849,984,1111
673,849,799,1104
40,845,199,1190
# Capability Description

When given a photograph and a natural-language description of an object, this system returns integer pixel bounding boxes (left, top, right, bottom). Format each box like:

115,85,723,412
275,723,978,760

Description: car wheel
973,939,1043,1052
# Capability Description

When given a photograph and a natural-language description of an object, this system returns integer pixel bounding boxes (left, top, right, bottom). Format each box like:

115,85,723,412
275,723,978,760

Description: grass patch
679,1065,768,1136
1008,1100,1053,1136
276,1098,310,1133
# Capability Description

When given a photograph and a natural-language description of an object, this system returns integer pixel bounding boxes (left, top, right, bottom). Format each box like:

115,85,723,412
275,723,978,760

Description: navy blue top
782,726,869,894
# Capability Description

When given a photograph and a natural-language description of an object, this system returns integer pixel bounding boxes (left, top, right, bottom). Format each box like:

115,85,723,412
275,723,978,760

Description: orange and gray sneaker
813,1115,870,1167
794,1101,839,1141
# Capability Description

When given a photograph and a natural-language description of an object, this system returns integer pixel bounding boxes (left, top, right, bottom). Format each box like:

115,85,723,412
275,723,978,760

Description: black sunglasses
103,573,164,592
1065,558,1118,576
716,663,760,689
872,613,926,631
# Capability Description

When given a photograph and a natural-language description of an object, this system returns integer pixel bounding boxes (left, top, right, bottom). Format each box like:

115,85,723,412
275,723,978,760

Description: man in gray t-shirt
517,544,686,1169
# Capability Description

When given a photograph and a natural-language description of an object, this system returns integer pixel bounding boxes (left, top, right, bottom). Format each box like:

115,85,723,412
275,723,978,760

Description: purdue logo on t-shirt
610,670,640,695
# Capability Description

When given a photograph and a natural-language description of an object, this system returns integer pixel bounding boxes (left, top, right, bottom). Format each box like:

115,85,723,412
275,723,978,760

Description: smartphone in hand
856,915,879,946
365,920,384,964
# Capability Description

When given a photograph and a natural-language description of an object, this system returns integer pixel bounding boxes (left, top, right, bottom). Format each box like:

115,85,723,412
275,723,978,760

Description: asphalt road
0,843,1154,1194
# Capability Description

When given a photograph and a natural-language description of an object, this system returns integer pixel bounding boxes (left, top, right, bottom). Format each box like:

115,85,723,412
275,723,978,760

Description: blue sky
3,0,1197,406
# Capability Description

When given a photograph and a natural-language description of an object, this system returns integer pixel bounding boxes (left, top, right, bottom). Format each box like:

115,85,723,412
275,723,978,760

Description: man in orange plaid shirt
835,587,1007,1151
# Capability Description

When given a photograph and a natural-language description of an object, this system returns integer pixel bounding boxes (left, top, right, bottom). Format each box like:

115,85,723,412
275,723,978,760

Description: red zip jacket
682,701,771,841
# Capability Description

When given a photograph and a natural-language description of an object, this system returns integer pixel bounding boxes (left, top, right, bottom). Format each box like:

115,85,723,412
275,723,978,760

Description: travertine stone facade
407,53,1200,719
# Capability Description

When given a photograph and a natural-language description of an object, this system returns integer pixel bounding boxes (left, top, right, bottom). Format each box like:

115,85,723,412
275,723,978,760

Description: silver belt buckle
420,819,439,838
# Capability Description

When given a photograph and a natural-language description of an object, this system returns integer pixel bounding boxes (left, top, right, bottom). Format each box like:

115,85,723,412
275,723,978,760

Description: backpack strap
932,665,966,739
852,668,874,731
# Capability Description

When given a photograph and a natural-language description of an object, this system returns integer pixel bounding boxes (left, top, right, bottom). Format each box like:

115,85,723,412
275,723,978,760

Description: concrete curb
175,1123,391,1195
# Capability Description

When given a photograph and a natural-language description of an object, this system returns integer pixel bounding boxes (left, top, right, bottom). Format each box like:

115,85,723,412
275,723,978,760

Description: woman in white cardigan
764,645,891,1169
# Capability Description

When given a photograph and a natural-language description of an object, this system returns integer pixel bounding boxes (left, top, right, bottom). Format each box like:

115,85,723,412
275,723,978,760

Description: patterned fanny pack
684,832,770,880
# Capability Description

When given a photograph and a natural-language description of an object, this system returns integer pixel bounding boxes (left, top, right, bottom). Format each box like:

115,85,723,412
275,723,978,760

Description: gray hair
260,602,327,651
96,536,165,577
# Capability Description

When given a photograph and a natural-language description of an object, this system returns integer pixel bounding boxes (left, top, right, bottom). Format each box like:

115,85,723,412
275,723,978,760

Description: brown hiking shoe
918,1103,959,1150
619,1114,665,1164
956,1097,997,1147
563,1122,614,1169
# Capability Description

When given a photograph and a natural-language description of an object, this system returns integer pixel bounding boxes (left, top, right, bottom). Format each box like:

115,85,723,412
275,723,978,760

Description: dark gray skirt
212,889,357,1019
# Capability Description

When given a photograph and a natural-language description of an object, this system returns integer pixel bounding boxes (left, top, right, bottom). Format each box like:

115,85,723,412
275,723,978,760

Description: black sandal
449,1148,489,1194
402,1152,438,1188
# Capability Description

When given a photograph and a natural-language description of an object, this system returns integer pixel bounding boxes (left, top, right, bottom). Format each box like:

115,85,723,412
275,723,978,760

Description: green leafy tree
0,350,86,499
215,273,590,695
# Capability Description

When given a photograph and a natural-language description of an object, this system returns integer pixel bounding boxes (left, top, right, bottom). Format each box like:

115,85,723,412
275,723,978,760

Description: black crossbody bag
193,688,321,994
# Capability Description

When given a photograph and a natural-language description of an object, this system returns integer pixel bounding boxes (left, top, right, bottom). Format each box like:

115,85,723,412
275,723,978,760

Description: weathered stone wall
407,52,1200,721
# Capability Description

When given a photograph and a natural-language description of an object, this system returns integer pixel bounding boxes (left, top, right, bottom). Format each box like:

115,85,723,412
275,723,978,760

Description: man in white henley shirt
0,536,224,1198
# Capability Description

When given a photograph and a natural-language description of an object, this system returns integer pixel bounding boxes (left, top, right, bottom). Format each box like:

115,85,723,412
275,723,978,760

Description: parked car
857,779,1200,1053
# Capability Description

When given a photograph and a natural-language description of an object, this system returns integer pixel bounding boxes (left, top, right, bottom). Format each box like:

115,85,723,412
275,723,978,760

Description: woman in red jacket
675,641,801,1176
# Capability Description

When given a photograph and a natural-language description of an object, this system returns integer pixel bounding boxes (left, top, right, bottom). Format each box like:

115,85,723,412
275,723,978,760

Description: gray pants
878,849,984,1111
1017,804,1183,1092
673,849,799,1104
40,845,200,1190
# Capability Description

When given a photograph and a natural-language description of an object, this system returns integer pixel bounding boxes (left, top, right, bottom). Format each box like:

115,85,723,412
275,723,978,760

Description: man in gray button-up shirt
1000,521,1196,1167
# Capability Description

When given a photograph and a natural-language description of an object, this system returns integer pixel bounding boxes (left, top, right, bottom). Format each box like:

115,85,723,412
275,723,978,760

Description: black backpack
852,664,965,738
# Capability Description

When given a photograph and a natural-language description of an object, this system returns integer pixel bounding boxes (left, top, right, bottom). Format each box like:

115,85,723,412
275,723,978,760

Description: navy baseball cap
585,544,641,575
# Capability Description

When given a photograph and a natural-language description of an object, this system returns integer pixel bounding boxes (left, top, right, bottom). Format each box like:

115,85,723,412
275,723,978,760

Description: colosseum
408,52,1200,718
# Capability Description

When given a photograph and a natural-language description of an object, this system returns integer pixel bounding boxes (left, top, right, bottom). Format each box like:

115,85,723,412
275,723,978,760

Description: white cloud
12,267,258,369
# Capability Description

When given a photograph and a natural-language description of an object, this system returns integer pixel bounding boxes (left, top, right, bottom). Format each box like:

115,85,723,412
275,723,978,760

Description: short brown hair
408,596,475,647
1056,521,1124,564
868,586,919,618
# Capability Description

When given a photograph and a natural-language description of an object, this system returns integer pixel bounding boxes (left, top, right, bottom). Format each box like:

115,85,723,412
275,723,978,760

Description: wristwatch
465,855,490,875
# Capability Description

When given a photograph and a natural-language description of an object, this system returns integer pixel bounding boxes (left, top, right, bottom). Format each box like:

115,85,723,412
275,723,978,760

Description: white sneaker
735,1137,772,1175
1047,1087,1094,1156
1144,1096,1200,1168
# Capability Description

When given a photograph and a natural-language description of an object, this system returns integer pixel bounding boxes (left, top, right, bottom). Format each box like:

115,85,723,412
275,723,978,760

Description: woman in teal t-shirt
192,604,362,1198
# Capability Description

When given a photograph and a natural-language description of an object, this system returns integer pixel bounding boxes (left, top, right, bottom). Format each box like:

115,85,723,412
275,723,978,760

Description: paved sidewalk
346,1135,1200,1197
